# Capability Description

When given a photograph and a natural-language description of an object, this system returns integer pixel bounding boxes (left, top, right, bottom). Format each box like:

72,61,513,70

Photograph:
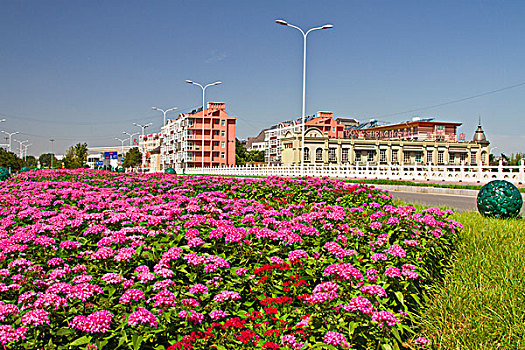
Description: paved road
388,190,525,216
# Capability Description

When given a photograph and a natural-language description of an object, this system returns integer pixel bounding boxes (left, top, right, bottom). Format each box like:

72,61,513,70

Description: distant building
280,115,490,166
160,102,237,172
263,111,357,164
138,133,161,172
245,129,267,152
87,146,131,169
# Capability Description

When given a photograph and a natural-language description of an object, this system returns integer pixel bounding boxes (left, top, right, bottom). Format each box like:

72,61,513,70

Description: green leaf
132,334,144,350
56,327,73,336
70,336,91,346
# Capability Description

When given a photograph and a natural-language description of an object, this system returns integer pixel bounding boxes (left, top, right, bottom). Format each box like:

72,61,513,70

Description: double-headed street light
152,106,178,126
1,131,19,152
185,80,222,168
115,137,126,159
123,131,139,147
14,139,29,158
133,122,152,172
275,19,333,175
23,143,32,161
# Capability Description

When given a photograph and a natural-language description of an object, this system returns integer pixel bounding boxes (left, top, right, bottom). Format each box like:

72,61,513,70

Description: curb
368,183,525,201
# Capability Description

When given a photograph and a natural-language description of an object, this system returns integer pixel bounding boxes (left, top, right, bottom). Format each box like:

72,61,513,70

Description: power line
376,80,525,119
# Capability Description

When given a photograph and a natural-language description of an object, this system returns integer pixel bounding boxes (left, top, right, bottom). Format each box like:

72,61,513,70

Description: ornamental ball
20,166,30,172
165,168,176,174
117,168,125,173
0,167,9,181
477,180,523,218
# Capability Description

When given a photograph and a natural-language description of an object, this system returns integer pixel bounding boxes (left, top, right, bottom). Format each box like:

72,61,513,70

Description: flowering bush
0,169,460,349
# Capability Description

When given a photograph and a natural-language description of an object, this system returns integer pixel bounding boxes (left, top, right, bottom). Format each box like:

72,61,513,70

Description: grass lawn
407,205,525,349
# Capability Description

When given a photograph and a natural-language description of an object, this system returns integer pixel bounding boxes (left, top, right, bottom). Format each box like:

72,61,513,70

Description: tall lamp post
50,139,55,168
14,139,29,158
23,144,32,162
185,80,222,168
275,19,333,175
123,131,139,147
1,131,19,152
133,122,152,172
115,137,126,162
152,106,178,126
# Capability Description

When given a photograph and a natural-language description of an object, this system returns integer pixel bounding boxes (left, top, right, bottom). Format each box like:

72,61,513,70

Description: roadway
388,190,525,215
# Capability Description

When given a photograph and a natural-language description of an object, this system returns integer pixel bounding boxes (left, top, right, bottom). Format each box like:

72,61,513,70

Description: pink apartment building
160,102,236,170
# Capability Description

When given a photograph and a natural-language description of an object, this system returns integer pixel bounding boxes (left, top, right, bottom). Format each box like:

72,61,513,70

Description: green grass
414,210,525,349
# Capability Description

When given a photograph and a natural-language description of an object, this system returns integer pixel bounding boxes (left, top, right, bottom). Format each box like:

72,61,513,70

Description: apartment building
160,102,236,171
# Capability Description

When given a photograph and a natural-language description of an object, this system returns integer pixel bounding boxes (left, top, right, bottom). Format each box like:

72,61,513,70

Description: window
329,148,336,162
427,151,433,164
471,152,477,164
214,119,219,125
213,130,219,136
213,151,219,157
355,151,361,162
316,148,323,162
415,152,422,163
342,149,348,162
221,152,225,159
392,150,398,162
332,127,336,133
213,141,219,147
481,152,486,163
380,149,386,162
460,153,467,162
221,120,225,126
188,119,194,126
438,151,444,164
221,131,225,137
221,142,225,148
368,151,374,162
304,148,310,161
404,152,410,163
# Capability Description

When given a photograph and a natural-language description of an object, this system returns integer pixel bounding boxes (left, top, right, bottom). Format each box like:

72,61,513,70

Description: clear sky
1,0,524,156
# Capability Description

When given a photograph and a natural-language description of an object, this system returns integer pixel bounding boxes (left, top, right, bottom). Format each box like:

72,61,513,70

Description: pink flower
384,266,402,278
119,289,145,304
287,249,308,261
371,310,400,327
21,309,50,326
360,284,387,298
188,283,208,295
213,290,241,303
210,309,228,320
128,307,158,328
70,310,113,334
323,331,349,347
235,268,248,276
0,325,27,345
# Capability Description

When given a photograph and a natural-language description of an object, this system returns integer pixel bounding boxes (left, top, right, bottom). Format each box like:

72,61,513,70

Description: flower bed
0,169,461,349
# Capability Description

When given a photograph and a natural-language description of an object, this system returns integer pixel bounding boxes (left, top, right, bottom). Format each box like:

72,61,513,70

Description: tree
123,147,142,168
0,148,24,172
63,142,88,168
39,153,59,168
235,139,264,165
25,155,37,168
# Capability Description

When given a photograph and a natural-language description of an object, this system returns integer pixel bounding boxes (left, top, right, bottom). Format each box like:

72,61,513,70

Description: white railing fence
184,160,525,186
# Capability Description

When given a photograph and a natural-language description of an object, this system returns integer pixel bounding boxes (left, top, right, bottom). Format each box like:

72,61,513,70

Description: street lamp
185,80,222,168
50,139,55,168
1,131,19,152
152,106,178,126
14,139,29,158
133,122,152,172
23,143,32,162
123,131,139,147
115,137,126,160
275,19,333,175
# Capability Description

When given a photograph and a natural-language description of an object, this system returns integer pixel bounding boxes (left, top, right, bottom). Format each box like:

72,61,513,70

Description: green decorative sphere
20,166,30,172
165,168,176,174
117,168,125,173
0,167,10,181
477,180,523,218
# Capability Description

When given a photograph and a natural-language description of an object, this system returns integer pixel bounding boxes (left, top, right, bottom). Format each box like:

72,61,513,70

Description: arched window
316,148,323,162
304,148,310,161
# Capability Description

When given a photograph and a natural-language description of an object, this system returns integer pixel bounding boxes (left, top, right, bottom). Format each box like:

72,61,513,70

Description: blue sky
1,0,524,156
